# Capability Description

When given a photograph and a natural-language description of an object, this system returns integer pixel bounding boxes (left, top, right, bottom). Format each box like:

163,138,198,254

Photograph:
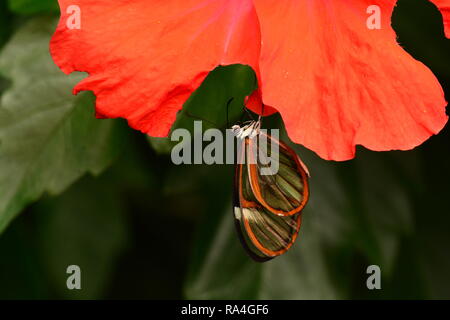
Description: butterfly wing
233,137,304,261
247,132,309,216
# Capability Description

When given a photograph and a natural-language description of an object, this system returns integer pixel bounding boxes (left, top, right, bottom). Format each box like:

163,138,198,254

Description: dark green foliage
0,0,449,299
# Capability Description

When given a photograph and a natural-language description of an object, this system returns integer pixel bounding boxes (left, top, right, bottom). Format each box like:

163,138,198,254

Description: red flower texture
50,0,450,161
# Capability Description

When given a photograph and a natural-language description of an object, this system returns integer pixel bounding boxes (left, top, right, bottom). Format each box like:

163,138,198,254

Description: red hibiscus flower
50,0,450,161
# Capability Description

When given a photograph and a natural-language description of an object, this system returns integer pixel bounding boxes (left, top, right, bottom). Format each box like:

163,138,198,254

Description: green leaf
185,205,263,299
0,171,129,299
0,18,124,234
8,0,59,15
0,2,13,49
147,136,175,156
34,174,129,299
172,65,257,132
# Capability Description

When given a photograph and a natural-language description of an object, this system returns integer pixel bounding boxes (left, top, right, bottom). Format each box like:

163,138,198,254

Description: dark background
0,0,449,299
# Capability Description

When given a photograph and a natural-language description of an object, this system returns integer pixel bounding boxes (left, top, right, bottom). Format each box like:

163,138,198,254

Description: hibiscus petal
50,0,261,136
430,0,450,37
253,0,448,161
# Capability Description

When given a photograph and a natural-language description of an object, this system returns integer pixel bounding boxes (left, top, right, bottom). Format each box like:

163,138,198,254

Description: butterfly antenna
259,103,265,125
243,105,256,121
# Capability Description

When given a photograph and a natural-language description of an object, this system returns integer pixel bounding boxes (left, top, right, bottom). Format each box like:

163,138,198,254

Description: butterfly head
232,121,261,140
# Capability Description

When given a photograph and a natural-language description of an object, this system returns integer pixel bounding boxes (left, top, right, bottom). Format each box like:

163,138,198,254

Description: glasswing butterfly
232,116,310,262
